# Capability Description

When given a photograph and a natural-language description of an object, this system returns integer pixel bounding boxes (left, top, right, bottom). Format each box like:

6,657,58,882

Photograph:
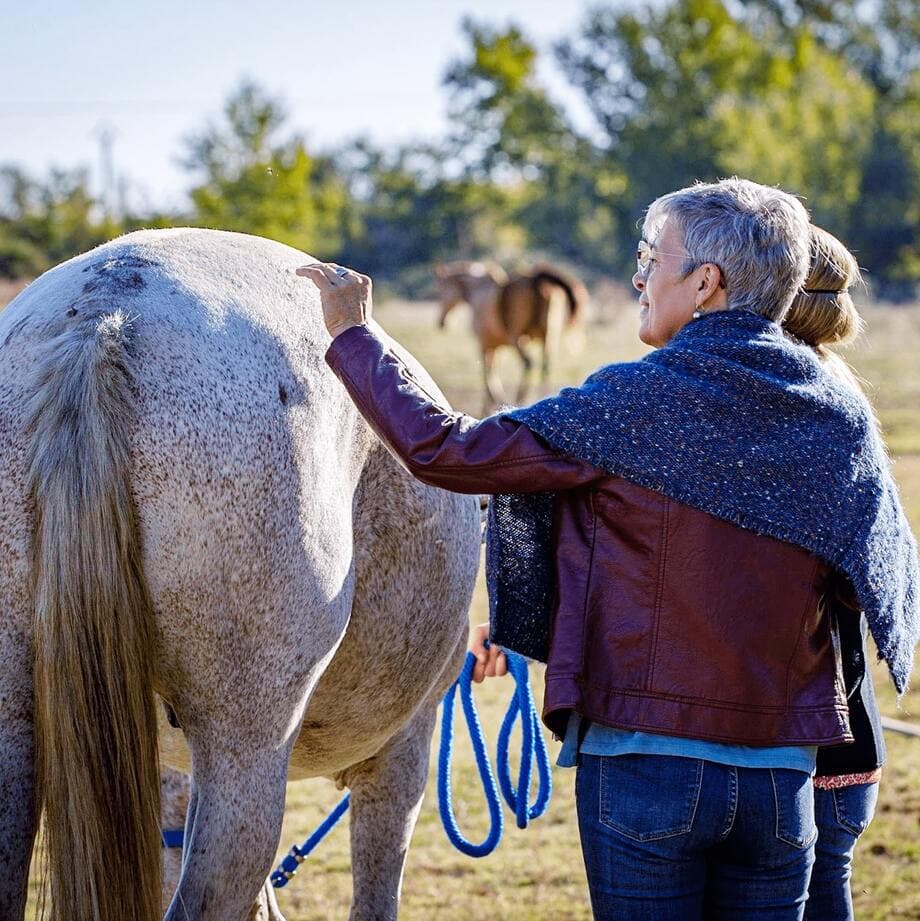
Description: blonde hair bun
784,226,863,349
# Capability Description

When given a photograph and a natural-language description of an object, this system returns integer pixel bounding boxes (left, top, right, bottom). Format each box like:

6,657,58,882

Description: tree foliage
1,4,917,295
183,81,350,257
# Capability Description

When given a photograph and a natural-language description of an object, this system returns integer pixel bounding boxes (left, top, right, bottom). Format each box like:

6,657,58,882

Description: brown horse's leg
538,336,552,399
481,347,503,413
344,703,438,921
513,339,534,404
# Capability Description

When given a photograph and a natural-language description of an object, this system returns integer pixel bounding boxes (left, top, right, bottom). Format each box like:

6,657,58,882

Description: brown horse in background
435,260,586,411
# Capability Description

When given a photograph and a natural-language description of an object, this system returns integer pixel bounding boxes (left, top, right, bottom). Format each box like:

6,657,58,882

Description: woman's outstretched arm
324,323,604,494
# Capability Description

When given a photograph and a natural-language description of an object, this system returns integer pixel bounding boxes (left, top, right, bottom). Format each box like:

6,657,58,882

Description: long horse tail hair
529,264,588,326
27,308,161,921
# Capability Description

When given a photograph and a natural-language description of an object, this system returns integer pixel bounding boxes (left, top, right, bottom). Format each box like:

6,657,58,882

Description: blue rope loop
436,647,552,853
496,652,552,828
437,651,505,857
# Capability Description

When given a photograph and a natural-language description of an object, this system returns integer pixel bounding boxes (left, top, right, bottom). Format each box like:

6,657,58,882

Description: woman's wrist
328,321,366,339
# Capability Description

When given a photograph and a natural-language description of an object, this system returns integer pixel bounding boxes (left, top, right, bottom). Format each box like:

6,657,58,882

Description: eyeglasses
636,240,727,289
636,239,688,277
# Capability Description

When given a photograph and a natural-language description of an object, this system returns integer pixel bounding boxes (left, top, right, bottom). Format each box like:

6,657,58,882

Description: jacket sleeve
324,323,604,494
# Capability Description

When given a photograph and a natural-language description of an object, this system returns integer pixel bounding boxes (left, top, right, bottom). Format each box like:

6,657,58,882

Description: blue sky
1,0,596,210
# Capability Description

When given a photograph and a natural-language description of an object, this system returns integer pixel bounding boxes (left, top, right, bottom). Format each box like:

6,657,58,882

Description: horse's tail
28,309,161,921
531,265,588,326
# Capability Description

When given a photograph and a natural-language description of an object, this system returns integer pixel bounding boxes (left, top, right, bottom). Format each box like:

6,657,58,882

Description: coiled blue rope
436,650,505,856
436,647,552,854
495,651,552,829
161,647,552,884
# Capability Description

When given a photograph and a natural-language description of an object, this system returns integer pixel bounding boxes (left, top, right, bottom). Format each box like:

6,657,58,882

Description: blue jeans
576,754,817,920
805,783,879,921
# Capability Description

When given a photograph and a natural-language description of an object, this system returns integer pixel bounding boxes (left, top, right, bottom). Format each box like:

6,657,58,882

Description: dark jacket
326,325,852,747
815,603,885,774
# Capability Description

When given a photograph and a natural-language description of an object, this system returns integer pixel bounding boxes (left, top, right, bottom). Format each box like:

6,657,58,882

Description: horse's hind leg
0,713,36,919
160,766,286,920
164,739,291,921
343,702,439,921
0,501,38,918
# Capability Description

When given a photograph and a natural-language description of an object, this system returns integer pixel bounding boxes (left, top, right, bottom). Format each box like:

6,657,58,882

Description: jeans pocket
598,754,703,842
770,768,818,849
832,782,879,837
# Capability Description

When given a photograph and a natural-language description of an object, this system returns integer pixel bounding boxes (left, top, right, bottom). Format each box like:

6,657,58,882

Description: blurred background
5,1,920,919
1,0,918,300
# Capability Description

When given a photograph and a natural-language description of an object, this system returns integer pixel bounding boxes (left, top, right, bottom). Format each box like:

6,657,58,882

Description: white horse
0,228,481,921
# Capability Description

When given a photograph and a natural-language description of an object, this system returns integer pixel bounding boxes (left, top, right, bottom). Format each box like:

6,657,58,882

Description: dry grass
11,287,920,919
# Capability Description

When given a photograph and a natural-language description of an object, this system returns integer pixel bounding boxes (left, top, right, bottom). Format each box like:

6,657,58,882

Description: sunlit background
4,1,919,919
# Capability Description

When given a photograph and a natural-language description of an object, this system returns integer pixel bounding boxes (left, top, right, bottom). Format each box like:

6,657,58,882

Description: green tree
443,18,575,182
0,165,117,278
184,81,351,257
555,0,917,288
556,0,778,271
442,19,625,270
334,137,515,286
714,28,875,232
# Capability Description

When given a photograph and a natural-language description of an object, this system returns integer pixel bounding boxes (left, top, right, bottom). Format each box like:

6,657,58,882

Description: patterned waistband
813,768,882,789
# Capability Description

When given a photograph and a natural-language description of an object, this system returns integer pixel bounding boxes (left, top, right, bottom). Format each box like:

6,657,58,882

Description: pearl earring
692,307,704,320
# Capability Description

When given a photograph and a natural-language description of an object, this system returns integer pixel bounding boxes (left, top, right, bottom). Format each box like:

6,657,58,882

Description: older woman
296,178,918,920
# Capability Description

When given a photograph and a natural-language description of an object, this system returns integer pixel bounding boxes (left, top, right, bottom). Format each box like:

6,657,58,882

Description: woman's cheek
637,307,656,347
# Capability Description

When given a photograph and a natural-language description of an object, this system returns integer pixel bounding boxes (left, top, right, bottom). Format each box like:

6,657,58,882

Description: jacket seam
407,454,560,472
646,496,670,690
783,557,822,708
332,361,557,473
545,708,852,746
569,679,850,715
390,353,455,407
578,490,599,683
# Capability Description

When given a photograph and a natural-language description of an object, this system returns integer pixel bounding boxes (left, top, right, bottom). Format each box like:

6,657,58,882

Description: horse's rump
497,264,586,336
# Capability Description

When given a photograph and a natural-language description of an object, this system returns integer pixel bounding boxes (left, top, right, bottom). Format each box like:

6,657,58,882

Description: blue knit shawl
485,310,919,693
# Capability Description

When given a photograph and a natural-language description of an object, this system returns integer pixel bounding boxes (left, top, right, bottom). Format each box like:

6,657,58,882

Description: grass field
6,285,920,919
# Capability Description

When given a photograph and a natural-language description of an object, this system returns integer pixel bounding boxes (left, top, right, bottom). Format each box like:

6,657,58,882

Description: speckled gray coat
0,229,480,920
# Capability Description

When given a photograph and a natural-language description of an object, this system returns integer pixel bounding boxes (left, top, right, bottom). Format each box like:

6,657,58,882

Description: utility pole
92,122,118,220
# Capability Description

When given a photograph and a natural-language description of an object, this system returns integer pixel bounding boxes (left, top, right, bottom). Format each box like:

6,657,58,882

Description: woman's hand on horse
470,622,507,683
295,262,373,338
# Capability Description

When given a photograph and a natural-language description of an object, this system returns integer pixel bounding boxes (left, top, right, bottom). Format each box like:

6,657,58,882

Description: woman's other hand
470,622,507,683
295,262,373,338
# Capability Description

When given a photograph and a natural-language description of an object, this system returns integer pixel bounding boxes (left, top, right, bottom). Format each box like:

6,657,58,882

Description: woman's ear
695,264,726,308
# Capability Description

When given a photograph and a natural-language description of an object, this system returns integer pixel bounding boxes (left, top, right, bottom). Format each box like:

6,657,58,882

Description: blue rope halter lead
161,647,552,889
437,646,551,857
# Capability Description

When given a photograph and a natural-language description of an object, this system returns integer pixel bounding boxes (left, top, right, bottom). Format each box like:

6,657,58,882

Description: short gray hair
643,178,811,322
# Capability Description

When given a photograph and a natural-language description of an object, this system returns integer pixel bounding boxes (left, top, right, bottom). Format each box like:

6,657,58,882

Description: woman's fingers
470,622,489,658
470,622,507,683
296,263,343,285
485,648,507,679
294,262,373,336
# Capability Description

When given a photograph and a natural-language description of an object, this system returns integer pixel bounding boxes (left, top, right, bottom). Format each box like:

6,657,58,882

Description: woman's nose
632,271,646,292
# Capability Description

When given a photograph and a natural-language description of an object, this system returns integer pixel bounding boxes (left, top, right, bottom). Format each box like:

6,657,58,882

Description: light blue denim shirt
557,713,817,774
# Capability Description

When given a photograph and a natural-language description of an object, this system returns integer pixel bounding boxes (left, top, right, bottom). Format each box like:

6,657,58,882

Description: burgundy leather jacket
326,324,852,747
